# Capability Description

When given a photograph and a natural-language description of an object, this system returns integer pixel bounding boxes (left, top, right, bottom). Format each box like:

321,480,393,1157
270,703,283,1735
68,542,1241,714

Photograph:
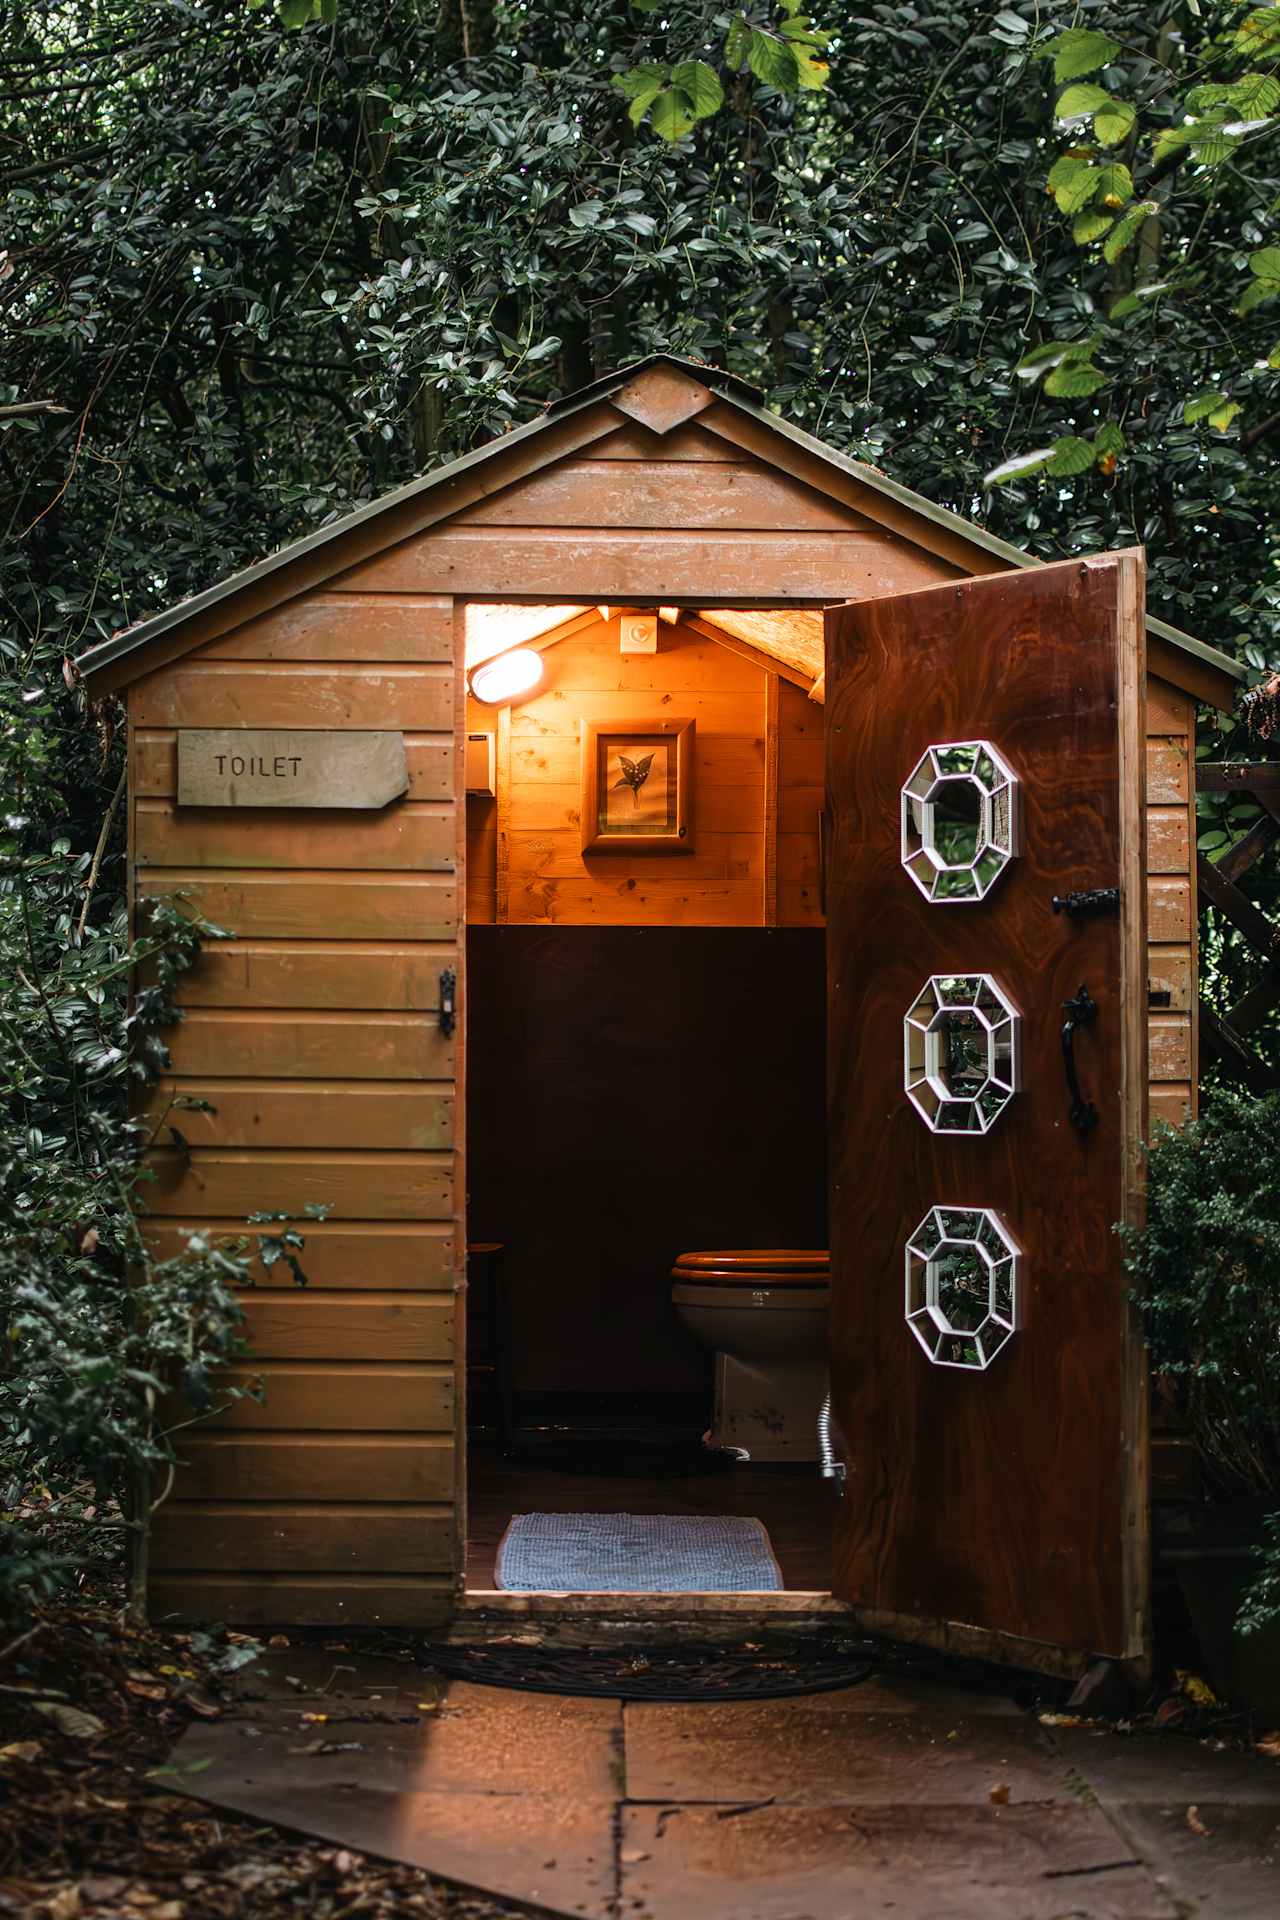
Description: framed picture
580,717,694,855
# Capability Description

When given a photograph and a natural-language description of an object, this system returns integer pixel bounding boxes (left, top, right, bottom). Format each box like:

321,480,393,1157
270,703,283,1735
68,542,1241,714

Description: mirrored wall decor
900,740,1019,904
904,1205,1020,1370
904,974,1021,1134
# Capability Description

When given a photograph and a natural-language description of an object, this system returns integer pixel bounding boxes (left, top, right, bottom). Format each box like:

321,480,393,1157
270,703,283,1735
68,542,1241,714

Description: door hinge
1052,887,1120,918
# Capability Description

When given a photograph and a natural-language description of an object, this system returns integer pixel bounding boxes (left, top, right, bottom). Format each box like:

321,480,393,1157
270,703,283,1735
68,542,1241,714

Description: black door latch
1052,887,1120,918
438,967,456,1038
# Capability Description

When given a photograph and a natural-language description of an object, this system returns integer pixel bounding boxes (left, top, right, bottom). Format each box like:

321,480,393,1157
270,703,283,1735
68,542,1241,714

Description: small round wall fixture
904,1205,1020,1371
469,647,544,705
900,740,1018,904
903,973,1020,1134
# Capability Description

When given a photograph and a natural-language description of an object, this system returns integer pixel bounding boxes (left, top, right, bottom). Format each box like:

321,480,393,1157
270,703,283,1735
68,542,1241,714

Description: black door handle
439,967,456,1039
1061,984,1099,1135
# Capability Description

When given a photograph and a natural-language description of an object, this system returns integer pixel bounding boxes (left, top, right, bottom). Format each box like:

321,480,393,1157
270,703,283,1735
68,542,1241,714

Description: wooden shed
80,354,1243,1679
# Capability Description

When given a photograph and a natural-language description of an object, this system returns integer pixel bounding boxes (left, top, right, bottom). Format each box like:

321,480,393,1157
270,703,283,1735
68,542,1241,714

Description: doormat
418,1640,876,1702
495,1511,783,1593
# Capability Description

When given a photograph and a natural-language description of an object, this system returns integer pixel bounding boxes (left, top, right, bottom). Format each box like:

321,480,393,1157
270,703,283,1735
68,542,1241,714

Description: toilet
671,1250,830,1463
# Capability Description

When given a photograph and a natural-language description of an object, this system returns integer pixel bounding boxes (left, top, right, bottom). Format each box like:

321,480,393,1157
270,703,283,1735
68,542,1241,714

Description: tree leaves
1044,27,1121,82
621,5,829,138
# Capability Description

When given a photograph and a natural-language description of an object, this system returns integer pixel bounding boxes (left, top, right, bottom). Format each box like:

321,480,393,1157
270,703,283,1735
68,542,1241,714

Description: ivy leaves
616,1,830,141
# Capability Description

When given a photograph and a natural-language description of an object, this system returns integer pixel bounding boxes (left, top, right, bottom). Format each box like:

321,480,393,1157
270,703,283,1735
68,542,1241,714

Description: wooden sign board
177,730,408,809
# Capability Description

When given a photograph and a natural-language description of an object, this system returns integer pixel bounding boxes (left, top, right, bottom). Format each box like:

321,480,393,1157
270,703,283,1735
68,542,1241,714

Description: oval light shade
469,648,544,705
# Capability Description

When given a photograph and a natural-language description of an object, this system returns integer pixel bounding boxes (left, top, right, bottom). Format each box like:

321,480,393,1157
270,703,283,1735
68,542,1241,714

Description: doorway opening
459,600,837,1602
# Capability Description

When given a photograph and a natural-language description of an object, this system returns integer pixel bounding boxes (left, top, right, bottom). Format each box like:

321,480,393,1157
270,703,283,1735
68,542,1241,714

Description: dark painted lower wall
466,927,827,1398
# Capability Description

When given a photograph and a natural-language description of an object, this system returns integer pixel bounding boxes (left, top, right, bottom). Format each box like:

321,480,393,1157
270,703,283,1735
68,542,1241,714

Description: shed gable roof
77,353,1243,704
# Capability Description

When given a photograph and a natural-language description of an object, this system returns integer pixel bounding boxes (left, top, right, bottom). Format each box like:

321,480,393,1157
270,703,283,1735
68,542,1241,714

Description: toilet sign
177,729,408,809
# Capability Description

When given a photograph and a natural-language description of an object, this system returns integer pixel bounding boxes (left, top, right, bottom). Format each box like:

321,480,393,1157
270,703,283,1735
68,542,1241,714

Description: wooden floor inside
466,1441,836,1592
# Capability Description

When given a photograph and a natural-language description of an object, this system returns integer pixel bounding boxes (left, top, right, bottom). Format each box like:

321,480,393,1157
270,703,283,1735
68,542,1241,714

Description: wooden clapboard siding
140,1080,453,1150
145,1147,452,1219
187,1363,453,1429
169,940,454,1009
132,662,452,731
130,588,461,1626
456,456,875,532
174,1435,455,1502
149,1505,453,1574
141,1220,454,1290
198,594,454,663
135,800,453,871
138,871,457,940
164,1009,452,1079
1145,675,1197,1126
337,525,947,601
147,1575,452,1629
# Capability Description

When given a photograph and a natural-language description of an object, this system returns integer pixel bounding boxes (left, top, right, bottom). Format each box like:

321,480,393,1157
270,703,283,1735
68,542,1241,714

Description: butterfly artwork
613,751,655,807
581,720,693,854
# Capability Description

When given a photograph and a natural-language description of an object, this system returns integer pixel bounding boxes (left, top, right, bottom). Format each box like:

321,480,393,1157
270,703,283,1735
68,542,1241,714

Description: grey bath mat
494,1512,784,1593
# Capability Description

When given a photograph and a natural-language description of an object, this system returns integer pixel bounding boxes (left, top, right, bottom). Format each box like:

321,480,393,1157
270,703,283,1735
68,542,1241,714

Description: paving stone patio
168,1650,1280,1919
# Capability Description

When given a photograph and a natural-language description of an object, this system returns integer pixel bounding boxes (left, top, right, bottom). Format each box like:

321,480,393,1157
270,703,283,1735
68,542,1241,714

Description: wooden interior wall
465,613,765,925
1146,674,1198,1126
776,676,826,927
130,590,461,1627
465,615,832,929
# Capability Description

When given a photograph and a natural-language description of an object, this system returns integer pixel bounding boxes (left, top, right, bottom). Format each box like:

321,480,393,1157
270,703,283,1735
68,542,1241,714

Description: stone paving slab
178,1681,623,1801
1112,1802,1280,1920
757,1674,1024,1715
1052,1726,1280,1805
624,1701,1068,1806
618,1801,1181,1920
180,1772,616,1918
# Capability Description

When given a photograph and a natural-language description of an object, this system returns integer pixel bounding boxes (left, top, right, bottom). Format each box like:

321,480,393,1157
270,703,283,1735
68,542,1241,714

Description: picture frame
580,717,694,855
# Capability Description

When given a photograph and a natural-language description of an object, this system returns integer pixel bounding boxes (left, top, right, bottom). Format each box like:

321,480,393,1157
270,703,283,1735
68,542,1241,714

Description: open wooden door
824,553,1149,1679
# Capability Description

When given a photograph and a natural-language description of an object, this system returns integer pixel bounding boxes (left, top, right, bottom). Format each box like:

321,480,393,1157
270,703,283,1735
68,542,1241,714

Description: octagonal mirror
905,1206,1020,1370
904,974,1020,1134
901,740,1018,904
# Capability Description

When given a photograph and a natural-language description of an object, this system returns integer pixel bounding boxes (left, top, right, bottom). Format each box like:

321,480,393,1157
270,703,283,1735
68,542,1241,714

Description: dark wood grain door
824,553,1149,1675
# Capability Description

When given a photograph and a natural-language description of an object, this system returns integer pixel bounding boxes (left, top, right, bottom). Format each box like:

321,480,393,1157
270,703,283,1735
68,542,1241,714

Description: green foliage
615,2,829,140
1122,1089,1280,1500
1238,1508,1280,1636
1020,1,1280,460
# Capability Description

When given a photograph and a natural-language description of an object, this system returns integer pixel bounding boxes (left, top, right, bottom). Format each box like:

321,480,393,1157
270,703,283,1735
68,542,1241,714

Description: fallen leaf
416,1700,438,1713
1176,1669,1220,1709
125,1679,168,1702
620,1850,650,1864
300,1711,328,1724
0,1740,41,1764
31,1702,105,1741
181,1693,221,1719
988,1782,1011,1806
45,1887,80,1920
1154,1697,1186,1728
1186,1804,1211,1838
1038,1711,1089,1728
77,1878,130,1902
333,1851,358,1874
1255,1731,1280,1759
267,1635,290,1649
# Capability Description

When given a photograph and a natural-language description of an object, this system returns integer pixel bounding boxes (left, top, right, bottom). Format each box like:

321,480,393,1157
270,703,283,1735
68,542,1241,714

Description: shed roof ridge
76,355,1244,690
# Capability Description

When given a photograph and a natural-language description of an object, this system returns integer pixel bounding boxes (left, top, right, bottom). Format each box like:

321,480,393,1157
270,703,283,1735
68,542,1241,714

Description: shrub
1122,1087,1280,1636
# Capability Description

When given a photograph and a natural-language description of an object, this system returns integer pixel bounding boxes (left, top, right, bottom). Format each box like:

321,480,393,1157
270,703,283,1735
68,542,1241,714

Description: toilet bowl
671,1250,830,1463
